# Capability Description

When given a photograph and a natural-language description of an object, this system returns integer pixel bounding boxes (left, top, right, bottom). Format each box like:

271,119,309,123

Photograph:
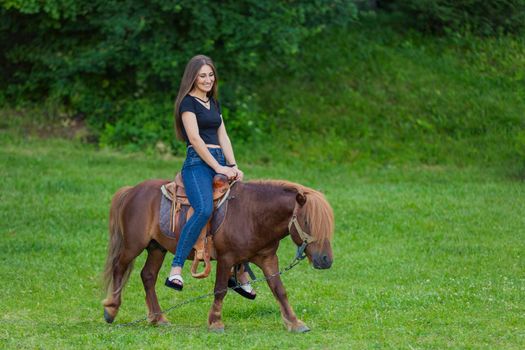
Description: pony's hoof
208,322,225,333
155,320,171,327
292,324,310,333
150,316,170,326
286,319,310,333
104,309,114,324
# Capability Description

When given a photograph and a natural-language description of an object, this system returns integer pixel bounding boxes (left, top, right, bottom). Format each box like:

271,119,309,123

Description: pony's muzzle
312,254,332,269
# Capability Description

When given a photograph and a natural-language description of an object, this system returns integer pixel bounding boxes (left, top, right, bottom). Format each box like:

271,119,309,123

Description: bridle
288,201,316,260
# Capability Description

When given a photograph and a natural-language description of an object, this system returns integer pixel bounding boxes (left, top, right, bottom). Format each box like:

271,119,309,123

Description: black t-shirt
179,95,222,146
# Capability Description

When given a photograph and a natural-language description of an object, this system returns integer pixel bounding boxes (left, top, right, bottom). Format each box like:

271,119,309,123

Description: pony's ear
296,193,306,207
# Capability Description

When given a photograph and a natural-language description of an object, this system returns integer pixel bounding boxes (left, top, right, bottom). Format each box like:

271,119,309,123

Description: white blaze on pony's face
193,64,215,95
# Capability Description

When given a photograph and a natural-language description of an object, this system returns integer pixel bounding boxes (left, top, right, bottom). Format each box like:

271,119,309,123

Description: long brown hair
174,55,219,141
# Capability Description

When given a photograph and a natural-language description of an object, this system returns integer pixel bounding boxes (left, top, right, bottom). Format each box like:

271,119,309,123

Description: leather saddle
160,172,231,279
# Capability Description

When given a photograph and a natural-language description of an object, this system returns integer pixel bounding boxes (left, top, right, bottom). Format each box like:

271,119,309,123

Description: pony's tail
103,186,133,299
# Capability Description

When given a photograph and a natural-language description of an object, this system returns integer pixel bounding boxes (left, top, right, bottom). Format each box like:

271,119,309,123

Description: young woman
165,55,255,299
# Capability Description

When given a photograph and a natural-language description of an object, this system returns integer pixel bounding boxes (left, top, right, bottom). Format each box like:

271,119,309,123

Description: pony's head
290,188,334,269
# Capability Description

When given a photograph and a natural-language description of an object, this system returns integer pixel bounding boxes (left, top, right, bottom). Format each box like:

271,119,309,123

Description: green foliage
0,0,357,144
2,0,81,19
96,98,183,154
250,16,525,169
380,0,525,36
2,6,523,170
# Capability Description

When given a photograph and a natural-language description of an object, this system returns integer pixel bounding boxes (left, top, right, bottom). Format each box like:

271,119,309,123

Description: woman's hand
216,165,238,180
232,166,244,181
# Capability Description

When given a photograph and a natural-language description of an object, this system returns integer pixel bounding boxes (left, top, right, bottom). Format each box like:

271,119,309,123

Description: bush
379,0,525,36
0,0,357,148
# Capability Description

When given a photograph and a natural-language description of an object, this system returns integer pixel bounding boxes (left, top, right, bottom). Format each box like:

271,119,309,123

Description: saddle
160,173,231,279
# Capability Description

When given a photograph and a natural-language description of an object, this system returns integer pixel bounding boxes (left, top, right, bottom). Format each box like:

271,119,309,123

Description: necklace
191,95,210,104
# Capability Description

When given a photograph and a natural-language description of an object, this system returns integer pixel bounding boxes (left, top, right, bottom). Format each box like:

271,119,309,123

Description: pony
102,178,334,332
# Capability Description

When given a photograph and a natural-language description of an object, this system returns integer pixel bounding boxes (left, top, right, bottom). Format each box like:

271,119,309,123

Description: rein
116,251,306,328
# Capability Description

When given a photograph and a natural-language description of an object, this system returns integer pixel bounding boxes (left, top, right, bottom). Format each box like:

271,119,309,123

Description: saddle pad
159,194,228,239
159,195,176,238
159,192,226,279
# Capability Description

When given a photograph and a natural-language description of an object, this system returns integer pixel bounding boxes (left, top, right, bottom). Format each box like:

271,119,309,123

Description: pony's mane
247,180,334,244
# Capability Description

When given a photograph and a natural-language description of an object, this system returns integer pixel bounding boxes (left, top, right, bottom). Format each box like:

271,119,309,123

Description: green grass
1,132,524,349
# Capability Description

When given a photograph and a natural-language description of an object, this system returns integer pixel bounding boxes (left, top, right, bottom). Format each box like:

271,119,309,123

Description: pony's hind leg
141,241,168,325
255,255,310,333
103,249,138,323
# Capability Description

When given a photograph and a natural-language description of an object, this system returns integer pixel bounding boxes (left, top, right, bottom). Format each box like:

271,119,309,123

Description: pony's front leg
258,255,310,333
207,260,231,332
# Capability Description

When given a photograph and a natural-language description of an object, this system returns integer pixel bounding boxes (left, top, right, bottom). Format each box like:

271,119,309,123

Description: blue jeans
171,147,226,268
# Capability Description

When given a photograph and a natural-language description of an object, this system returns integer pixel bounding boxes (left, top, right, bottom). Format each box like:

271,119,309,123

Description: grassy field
251,19,525,171
1,133,524,349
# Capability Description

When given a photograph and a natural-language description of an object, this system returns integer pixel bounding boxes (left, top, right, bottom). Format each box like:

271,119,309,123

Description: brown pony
102,178,334,332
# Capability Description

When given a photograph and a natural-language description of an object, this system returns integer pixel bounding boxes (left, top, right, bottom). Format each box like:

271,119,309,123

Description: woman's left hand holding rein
231,166,244,181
